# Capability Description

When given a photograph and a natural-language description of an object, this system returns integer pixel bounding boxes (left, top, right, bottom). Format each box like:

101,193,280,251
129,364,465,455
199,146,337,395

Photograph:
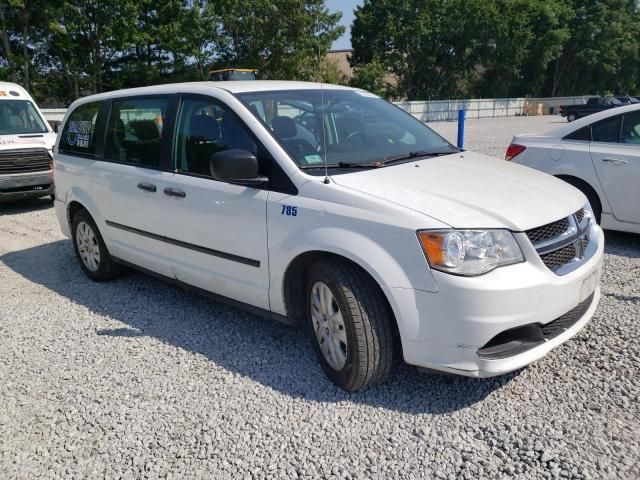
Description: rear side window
591,116,621,143
621,111,640,145
104,97,170,168
60,101,104,156
564,126,590,141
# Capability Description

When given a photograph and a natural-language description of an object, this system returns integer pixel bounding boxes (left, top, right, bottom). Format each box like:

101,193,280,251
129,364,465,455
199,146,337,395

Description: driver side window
621,112,640,145
174,97,257,177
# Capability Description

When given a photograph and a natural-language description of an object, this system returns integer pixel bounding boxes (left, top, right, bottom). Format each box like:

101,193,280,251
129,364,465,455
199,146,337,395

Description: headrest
114,118,125,142
129,120,160,141
272,116,297,139
190,114,219,140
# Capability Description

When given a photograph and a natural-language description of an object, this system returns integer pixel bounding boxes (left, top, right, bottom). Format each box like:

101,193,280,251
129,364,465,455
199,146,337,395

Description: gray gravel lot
1,115,639,479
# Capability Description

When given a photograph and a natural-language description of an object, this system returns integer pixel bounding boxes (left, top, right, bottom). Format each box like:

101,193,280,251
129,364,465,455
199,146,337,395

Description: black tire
71,209,123,281
306,259,395,391
49,194,55,203
557,176,602,224
567,112,578,122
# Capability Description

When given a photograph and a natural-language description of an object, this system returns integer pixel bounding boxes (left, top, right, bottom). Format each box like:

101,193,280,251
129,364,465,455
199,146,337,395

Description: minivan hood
0,133,55,150
331,152,585,231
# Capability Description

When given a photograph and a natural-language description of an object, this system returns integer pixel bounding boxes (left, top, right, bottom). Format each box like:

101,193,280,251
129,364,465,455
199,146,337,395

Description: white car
0,82,56,202
507,104,640,234
53,81,603,390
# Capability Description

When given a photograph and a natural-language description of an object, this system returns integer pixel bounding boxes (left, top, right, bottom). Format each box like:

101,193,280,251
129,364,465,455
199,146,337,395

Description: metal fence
41,96,592,124
394,96,591,122
40,108,67,122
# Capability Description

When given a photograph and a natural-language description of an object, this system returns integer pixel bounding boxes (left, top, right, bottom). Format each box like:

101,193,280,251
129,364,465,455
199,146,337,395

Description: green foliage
351,0,640,99
349,58,388,97
2,0,638,103
0,0,343,104
217,0,343,81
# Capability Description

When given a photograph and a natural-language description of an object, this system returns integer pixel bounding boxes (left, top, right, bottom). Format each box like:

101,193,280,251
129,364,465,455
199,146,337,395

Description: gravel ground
1,115,639,479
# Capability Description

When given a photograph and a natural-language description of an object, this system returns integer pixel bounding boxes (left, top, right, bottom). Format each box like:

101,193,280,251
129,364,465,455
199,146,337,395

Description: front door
161,95,270,309
590,111,640,224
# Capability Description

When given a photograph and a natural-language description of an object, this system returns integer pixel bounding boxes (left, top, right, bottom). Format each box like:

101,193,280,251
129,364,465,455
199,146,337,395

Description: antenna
321,82,329,184
317,9,330,184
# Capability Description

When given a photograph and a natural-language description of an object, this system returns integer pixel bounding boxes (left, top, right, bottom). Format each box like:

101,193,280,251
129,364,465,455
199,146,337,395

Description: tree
545,0,640,96
0,0,58,90
218,0,343,80
45,0,139,94
475,0,572,97
351,0,490,100
349,58,388,97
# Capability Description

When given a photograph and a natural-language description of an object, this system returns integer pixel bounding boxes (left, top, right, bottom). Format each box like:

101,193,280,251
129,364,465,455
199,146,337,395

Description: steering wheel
343,131,365,144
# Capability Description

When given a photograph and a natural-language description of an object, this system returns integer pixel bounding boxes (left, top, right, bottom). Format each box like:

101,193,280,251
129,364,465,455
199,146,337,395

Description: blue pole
457,109,465,149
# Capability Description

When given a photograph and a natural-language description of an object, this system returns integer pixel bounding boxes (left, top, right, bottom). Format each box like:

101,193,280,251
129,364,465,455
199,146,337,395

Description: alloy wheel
310,281,348,370
76,221,101,272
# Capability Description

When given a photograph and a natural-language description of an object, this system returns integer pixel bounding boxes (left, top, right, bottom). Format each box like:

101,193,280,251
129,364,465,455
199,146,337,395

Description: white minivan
0,82,56,202
54,82,604,390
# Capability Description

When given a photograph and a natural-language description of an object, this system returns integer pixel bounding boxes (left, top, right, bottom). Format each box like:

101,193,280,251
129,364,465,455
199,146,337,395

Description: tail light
505,144,526,161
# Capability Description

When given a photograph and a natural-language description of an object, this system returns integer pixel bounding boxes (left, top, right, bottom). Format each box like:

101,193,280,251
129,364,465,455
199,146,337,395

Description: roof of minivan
68,81,356,105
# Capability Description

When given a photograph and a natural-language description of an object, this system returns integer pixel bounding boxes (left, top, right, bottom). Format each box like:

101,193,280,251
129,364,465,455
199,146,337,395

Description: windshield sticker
67,120,92,148
354,90,379,98
304,154,323,164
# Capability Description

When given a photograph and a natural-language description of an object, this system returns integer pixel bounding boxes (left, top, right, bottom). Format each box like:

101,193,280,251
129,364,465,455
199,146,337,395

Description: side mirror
48,120,60,133
210,149,267,186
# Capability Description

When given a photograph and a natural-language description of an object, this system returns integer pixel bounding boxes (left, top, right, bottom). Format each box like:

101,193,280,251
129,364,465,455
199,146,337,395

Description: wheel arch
67,200,86,225
282,250,401,344
63,188,104,229
555,174,603,220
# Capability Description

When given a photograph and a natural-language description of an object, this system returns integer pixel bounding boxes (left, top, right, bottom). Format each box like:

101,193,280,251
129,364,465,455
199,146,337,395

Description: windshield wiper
337,161,384,169
381,150,455,165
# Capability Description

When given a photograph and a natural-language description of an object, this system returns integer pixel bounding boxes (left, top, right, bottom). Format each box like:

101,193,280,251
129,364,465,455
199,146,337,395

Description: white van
0,82,56,202
53,82,604,390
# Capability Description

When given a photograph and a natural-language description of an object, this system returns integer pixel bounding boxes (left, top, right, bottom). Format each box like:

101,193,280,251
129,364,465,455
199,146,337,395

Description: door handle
137,182,157,192
602,158,628,165
163,187,186,198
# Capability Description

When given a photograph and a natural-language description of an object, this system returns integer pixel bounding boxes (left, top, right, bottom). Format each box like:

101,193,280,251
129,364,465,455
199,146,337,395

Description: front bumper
0,170,53,202
389,224,604,377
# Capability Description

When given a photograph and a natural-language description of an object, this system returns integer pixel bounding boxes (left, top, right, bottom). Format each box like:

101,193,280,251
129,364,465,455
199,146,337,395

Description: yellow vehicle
207,68,258,81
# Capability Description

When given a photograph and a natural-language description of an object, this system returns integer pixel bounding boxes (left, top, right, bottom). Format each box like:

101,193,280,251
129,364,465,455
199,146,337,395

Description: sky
326,0,362,50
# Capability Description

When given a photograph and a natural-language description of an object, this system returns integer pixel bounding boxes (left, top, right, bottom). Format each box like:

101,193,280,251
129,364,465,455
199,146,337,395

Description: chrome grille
526,218,570,245
526,209,591,275
539,244,578,271
0,148,50,174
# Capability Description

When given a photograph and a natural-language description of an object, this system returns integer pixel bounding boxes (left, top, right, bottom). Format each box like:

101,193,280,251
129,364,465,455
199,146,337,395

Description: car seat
271,116,316,163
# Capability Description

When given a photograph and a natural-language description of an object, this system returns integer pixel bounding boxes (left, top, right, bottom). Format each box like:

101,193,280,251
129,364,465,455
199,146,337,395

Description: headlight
417,229,524,276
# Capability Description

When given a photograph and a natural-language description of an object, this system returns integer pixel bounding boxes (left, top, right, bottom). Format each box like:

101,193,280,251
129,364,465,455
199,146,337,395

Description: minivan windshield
237,89,458,169
0,100,48,135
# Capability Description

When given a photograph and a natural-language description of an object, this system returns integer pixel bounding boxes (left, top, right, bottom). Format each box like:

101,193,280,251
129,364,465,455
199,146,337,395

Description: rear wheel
306,260,395,391
567,112,578,122
71,209,123,281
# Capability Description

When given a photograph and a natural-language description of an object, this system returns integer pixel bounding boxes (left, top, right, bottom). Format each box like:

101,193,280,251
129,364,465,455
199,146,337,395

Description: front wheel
306,260,395,391
567,112,578,122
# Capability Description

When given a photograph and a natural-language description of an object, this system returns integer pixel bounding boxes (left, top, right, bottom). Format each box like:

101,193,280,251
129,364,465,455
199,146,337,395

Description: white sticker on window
67,120,92,148
304,154,323,164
